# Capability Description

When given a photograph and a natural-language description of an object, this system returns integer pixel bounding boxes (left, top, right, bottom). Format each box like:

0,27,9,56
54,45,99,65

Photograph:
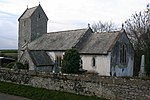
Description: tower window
39,13,41,18
120,44,127,64
24,40,26,43
23,20,26,26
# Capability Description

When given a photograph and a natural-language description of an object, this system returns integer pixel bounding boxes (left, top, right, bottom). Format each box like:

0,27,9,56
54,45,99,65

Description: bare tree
124,9,150,76
125,10,150,50
92,21,116,32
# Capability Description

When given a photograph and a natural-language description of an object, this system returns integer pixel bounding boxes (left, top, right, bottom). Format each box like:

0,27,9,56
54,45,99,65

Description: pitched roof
19,6,38,20
28,50,53,66
78,31,120,54
29,28,88,50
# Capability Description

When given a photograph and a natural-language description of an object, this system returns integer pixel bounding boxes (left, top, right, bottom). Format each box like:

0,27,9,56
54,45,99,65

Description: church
18,4,134,76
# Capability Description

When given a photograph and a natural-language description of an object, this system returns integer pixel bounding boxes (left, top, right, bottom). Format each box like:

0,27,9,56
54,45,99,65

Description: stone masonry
0,68,149,100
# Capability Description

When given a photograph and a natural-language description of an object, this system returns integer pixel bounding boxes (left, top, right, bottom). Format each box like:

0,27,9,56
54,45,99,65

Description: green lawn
0,81,106,100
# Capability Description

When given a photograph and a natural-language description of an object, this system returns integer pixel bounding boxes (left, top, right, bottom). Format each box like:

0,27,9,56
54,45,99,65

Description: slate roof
78,31,120,54
19,6,38,20
28,50,53,66
29,28,88,50
28,27,122,54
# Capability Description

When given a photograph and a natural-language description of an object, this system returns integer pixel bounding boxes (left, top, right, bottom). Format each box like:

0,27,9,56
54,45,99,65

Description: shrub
6,62,15,68
62,48,81,74
6,62,29,70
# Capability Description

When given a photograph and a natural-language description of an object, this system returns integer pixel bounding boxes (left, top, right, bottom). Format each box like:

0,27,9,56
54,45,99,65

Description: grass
0,50,18,53
0,50,18,60
0,81,106,100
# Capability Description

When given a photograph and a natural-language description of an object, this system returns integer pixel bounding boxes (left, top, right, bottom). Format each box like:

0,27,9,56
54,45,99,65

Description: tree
124,9,150,76
91,21,116,32
125,11,150,50
62,48,81,74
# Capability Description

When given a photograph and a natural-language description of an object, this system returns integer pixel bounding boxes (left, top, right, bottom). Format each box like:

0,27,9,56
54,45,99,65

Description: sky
0,0,149,49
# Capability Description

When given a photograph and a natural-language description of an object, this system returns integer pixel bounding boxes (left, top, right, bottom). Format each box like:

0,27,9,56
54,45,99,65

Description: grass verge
0,81,106,100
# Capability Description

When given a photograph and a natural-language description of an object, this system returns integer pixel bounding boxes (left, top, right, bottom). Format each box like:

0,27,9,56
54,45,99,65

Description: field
0,50,18,60
0,81,106,100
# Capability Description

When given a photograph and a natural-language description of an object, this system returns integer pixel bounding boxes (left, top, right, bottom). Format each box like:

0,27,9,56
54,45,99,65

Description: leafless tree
124,9,150,76
91,21,116,32
125,10,150,50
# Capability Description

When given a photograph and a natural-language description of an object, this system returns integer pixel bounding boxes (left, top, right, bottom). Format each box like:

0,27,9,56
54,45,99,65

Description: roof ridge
47,28,87,34
95,31,120,34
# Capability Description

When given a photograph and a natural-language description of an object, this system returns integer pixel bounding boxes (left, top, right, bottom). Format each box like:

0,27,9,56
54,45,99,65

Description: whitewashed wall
111,57,133,76
81,53,111,76
47,51,64,61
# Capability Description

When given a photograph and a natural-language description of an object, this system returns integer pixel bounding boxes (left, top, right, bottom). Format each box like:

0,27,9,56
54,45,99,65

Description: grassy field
0,50,18,53
0,81,106,100
0,50,18,60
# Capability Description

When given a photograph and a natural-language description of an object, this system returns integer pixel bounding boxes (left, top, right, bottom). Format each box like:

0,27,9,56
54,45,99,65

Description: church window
120,44,127,64
92,57,96,67
56,56,62,67
80,59,83,69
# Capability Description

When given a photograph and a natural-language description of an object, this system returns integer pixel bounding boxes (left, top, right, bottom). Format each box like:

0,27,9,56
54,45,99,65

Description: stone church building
18,4,134,76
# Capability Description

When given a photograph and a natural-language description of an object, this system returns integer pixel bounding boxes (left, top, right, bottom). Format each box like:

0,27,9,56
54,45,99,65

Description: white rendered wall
81,53,111,76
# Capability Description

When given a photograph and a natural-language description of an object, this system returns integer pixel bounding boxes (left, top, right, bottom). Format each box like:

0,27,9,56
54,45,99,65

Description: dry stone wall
0,68,150,100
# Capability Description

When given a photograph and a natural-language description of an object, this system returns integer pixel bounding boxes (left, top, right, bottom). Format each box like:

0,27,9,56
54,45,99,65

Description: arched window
56,56,62,67
80,59,83,68
92,57,96,67
120,44,127,64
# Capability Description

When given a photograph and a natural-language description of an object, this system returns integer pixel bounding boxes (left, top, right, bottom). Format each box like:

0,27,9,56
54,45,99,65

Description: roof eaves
18,6,38,20
18,8,28,21
80,52,108,55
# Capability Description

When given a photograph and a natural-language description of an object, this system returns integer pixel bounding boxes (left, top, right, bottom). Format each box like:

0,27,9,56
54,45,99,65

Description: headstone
139,55,146,77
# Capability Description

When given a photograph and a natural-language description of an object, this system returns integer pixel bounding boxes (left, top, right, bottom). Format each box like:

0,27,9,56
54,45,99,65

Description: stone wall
0,68,149,100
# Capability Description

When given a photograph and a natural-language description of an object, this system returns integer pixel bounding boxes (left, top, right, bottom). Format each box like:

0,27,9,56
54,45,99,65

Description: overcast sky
0,0,149,49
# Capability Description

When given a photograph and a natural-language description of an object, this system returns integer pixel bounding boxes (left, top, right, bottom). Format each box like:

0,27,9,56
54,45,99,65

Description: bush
62,48,81,74
6,62,15,68
6,62,29,70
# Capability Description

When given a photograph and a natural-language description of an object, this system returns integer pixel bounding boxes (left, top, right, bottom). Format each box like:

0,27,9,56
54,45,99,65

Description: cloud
0,10,17,49
0,0,149,49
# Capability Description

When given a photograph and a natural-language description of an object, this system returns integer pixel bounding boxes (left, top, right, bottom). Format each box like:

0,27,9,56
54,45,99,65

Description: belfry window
39,13,41,18
120,44,127,64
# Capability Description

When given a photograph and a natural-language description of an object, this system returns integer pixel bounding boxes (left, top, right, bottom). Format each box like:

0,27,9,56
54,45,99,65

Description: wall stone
0,68,150,100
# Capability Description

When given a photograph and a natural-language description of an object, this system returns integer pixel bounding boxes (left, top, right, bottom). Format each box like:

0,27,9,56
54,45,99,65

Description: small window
23,20,26,26
24,40,26,43
56,56,62,67
92,57,96,67
80,59,83,68
120,44,127,64
38,13,41,18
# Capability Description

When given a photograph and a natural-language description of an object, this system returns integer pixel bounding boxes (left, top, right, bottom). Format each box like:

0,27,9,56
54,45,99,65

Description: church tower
18,4,48,59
